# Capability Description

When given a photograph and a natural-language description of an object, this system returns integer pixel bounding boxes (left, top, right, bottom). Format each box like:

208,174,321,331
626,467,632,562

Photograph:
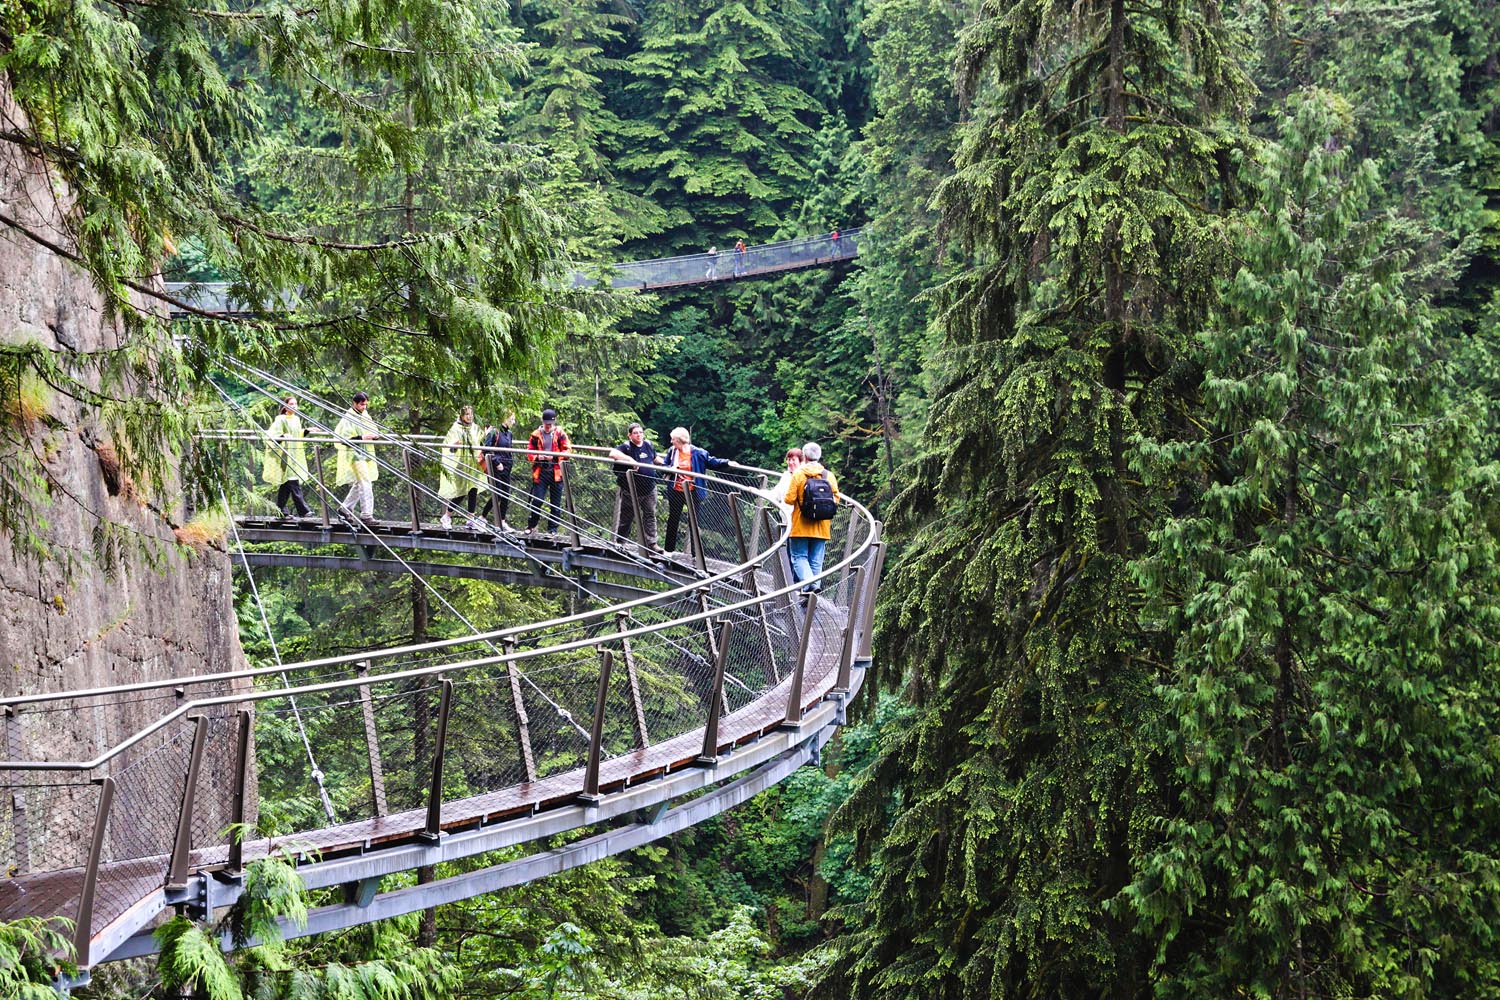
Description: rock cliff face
0,79,247,879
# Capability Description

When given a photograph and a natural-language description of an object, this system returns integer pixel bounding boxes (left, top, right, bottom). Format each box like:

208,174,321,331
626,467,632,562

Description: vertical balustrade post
357,661,388,817
421,679,453,841
562,466,582,549
857,532,887,662
504,638,538,783
627,474,647,550
696,621,735,765
5,707,29,874
783,593,818,728
74,776,115,968
404,450,421,534
760,508,795,618
312,444,330,529
166,715,209,890
615,611,650,748
729,493,750,565
833,565,863,694
684,481,708,574
578,650,614,803
227,709,252,875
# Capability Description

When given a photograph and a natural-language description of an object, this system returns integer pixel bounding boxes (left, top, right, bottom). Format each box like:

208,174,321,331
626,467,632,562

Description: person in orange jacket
782,441,841,594
525,408,571,533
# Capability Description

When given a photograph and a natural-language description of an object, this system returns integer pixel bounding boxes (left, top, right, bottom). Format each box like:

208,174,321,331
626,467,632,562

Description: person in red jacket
525,408,571,534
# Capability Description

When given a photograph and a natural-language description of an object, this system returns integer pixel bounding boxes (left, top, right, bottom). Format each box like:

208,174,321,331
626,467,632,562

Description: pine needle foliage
0,916,75,999
826,0,1253,996
1125,89,1500,998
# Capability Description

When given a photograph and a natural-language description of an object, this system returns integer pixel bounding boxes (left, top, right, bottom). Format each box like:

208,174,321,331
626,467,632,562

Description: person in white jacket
767,446,803,523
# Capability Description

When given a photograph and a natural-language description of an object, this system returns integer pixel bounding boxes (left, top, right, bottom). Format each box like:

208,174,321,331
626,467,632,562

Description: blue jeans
788,537,827,590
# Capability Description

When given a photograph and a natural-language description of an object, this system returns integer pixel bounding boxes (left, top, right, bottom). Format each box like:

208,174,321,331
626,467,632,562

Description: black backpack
799,472,837,521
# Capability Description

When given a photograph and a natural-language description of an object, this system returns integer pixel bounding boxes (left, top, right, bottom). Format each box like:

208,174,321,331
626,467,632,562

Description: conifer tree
828,1,1252,995
616,0,823,250
1127,90,1500,997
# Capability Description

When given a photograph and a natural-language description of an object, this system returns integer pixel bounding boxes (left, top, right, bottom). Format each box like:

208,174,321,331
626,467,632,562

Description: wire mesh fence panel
444,668,529,797
518,662,594,782
575,229,862,288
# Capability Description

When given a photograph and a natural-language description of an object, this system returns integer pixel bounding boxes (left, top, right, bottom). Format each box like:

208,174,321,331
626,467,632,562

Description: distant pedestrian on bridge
526,408,570,534
609,422,661,552
705,246,719,280
262,395,310,519
439,405,484,530
480,411,517,531
335,391,379,522
658,427,732,557
733,239,747,277
783,441,840,595
830,226,842,257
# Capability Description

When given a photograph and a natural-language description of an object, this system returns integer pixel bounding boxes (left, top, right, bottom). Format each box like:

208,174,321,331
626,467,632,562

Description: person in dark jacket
657,426,732,555
479,410,517,531
608,422,661,551
525,408,570,533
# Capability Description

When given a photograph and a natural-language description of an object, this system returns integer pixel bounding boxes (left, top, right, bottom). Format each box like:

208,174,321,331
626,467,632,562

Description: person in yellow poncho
334,391,380,521
262,395,311,518
438,405,485,530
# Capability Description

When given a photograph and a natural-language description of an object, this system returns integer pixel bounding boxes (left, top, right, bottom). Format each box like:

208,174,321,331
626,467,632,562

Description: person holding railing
608,422,663,553
262,395,311,519
334,391,379,522
733,238,747,277
480,411,517,531
525,408,570,534
439,405,485,530
658,427,732,556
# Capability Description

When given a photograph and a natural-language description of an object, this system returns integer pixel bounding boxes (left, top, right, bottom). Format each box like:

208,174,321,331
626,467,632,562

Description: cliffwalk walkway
0,363,883,979
162,229,861,315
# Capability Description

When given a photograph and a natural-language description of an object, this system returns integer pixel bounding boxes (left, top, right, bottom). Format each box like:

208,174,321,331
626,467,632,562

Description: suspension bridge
163,228,862,315
0,358,884,982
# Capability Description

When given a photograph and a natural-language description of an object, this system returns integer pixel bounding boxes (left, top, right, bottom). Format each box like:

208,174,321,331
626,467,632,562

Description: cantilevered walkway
162,229,861,314
0,360,883,978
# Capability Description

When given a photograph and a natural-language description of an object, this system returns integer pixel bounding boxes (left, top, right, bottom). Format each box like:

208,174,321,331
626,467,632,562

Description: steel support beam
422,680,453,840
784,593,818,728
697,620,735,765
579,651,613,803
74,776,115,965
166,715,209,890
228,709,252,874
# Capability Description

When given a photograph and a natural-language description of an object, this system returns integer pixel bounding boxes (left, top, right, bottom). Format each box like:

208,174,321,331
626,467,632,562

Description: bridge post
696,620,735,765
729,492,750,565
684,483,708,575
833,565,863,694
616,611,649,748
74,775,115,967
357,661,389,817
404,450,422,534
421,679,454,841
166,715,210,890
579,650,613,803
504,638,538,784
312,445,330,529
228,708,252,875
783,593,818,728
562,467,582,550
748,478,767,555
857,529,887,662
627,473,647,550
5,707,29,874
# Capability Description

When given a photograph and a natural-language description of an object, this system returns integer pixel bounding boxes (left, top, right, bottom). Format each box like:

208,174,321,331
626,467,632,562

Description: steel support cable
222,485,338,824
210,380,594,742
208,358,742,676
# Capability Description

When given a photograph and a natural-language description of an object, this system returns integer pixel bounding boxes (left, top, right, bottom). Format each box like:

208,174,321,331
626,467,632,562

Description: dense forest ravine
4,0,1500,996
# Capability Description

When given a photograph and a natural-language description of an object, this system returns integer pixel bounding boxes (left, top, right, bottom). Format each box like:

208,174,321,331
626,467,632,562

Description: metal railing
0,418,884,970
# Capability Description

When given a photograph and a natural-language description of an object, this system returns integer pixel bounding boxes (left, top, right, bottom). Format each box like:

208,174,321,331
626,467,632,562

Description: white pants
343,480,374,516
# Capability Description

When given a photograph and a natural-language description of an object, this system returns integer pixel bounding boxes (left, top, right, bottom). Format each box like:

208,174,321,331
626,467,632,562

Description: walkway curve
0,391,885,980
